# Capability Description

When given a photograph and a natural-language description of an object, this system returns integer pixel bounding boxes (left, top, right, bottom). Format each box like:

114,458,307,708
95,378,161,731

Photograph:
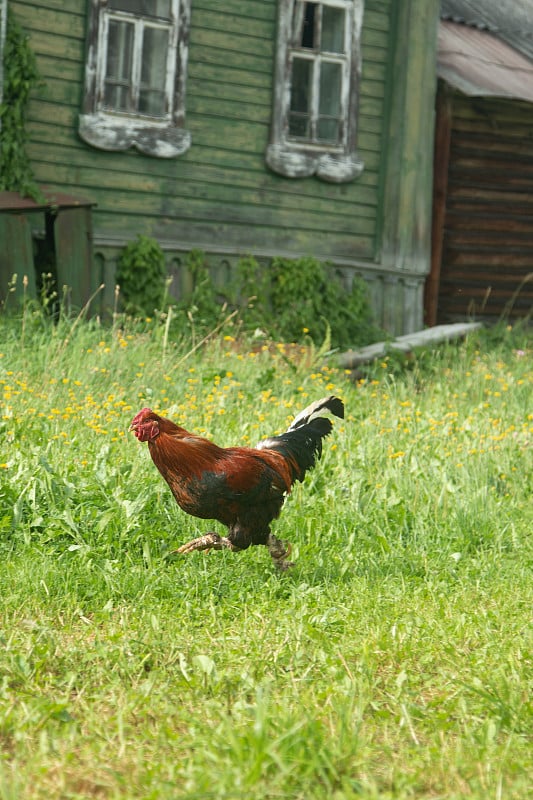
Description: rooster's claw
173,532,240,555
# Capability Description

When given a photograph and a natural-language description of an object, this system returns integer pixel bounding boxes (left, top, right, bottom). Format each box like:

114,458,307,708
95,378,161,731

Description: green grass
0,310,532,799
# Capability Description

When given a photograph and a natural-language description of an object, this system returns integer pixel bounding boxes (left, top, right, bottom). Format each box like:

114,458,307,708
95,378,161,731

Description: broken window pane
300,3,317,48
139,26,169,116
322,6,345,53
104,19,134,111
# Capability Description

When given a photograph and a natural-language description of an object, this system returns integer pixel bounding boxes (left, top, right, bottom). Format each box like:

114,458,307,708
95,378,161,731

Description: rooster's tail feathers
288,395,344,431
257,396,343,483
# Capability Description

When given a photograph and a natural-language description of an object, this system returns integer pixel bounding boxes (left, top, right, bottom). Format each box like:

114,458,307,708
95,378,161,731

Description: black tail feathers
288,395,344,431
257,396,343,483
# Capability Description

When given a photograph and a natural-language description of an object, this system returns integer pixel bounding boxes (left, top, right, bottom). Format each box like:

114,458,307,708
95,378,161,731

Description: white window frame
266,0,364,182
79,0,191,158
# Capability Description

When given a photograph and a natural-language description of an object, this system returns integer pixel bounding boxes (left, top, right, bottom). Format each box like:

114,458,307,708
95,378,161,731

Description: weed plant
114,242,382,350
0,308,531,799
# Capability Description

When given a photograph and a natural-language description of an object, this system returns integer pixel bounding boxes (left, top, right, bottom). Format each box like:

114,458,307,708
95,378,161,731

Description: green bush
115,241,381,349
177,249,223,328
231,254,381,349
116,235,167,316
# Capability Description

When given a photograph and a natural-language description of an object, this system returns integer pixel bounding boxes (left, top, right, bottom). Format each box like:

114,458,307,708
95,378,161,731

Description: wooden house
1,0,440,334
426,0,533,325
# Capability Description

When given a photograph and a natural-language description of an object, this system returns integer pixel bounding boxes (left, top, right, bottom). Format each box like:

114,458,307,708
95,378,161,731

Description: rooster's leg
267,533,294,571
173,532,241,555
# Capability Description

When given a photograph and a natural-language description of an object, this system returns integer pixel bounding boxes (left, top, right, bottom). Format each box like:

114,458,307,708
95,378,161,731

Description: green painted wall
6,0,439,333
14,0,390,260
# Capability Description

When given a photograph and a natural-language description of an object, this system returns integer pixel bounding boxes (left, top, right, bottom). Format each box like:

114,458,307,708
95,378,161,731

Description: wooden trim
266,0,364,182
378,0,440,288
425,81,453,326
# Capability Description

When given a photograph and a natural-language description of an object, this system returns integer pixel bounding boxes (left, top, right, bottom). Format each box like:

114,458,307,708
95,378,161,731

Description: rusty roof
438,19,533,102
441,0,533,61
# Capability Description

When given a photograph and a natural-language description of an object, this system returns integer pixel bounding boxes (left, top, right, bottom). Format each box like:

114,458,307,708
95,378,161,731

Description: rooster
130,395,344,569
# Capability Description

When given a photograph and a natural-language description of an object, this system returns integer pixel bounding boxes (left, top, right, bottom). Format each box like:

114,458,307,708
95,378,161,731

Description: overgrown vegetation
116,240,382,350
233,254,380,350
116,235,168,316
0,13,41,199
0,309,531,798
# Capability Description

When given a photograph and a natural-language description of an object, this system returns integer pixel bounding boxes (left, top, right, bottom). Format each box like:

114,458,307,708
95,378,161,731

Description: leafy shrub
231,254,381,349
177,249,223,327
116,235,167,316
115,241,381,349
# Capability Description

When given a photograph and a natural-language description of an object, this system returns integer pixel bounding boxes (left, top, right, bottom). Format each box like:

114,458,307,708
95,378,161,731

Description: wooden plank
193,10,272,41
441,252,533,268
16,0,79,12
426,82,452,326
13,3,85,39
32,168,378,238
449,135,533,159
191,27,273,60
54,207,95,310
437,92,533,324
0,213,38,302
379,0,440,286
30,156,378,224
193,0,274,23
338,323,483,367
445,214,533,233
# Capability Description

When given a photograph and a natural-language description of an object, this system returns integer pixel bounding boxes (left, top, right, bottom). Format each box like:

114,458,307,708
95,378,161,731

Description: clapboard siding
17,0,391,264
437,94,533,321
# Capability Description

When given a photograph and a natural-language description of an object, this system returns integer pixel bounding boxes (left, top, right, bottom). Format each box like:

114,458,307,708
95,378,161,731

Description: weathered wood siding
7,0,441,333
437,93,533,322
16,0,390,260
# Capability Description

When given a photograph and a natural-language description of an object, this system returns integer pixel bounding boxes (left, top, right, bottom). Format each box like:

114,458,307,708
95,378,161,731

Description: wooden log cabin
0,0,441,334
426,0,533,325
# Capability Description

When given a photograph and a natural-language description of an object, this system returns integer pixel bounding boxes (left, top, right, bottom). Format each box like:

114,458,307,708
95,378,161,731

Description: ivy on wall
0,12,41,199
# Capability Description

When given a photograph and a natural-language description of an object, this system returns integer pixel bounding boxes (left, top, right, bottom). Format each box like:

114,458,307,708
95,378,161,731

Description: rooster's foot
173,532,240,555
267,533,294,571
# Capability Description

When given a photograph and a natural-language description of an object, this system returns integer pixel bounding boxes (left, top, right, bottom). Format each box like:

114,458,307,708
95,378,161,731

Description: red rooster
130,395,344,569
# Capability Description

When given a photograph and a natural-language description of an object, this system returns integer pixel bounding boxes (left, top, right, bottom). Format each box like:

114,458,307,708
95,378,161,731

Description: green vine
0,12,42,200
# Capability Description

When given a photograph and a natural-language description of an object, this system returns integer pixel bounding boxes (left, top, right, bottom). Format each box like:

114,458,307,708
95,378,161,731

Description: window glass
289,57,312,137
318,60,342,144
109,1,172,20
139,27,169,116
322,6,345,53
104,20,134,112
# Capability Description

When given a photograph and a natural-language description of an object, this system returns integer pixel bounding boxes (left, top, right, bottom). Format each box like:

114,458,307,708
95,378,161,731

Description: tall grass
0,309,531,799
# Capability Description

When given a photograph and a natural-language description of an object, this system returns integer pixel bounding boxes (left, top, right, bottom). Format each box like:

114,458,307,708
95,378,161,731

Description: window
79,0,191,158
266,0,364,182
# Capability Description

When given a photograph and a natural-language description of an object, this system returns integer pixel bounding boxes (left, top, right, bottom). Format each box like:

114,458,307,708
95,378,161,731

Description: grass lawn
0,310,531,799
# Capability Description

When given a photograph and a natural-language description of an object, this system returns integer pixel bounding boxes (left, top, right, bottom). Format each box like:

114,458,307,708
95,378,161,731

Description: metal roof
438,19,533,102
441,0,533,61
